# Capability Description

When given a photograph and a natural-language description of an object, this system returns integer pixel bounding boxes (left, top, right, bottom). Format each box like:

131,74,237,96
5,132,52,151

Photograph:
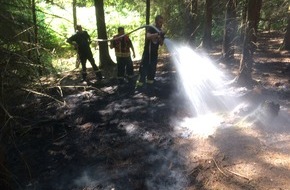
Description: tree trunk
32,0,37,45
27,0,32,59
191,0,198,41
94,0,115,69
146,0,150,25
240,0,248,45
201,0,213,49
31,0,41,73
185,0,198,43
237,0,261,88
237,24,254,87
248,0,262,49
222,0,237,64
72,0,77,29
281,6,290,50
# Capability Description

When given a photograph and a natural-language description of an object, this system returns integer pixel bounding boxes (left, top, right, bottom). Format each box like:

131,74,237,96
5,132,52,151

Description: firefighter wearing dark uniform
110,27,136,84
67,25,102,81
136,15,165,89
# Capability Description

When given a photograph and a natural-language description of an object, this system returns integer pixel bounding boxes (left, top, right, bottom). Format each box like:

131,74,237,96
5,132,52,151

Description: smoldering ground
5,36,290,190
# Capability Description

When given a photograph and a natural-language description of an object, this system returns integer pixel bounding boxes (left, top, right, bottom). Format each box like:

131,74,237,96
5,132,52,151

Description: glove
158,31,165,40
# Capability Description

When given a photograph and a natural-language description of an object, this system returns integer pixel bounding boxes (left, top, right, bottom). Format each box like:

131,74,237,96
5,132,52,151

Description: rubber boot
127,76,135,88
95,70,103,80
118,77,126,85
81,72,87,82
146,80,155,96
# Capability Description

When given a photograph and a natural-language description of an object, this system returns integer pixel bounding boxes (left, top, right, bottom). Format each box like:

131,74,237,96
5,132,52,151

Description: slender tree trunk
72,0,77,30
94,0,114,69
191,0,198,41
240,0,248,45
237,24,254,87
185,0,198,44
237,0,261,88
31,0,41,73
28,0,32,59
222,0,237,63
146,0,150,25
248,0,262,48
32,0,37,45
281,5,290,50
201,0,213,49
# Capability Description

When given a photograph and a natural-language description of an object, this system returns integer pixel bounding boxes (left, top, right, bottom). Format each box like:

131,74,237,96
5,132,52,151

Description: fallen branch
213,158,251,181
212,158,229,177
57,86,64,99
53,133,67,141
224,168,250,181
21,88,64,105
50,85,109,94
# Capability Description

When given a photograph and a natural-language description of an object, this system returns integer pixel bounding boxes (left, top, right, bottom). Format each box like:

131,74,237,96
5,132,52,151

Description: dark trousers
79,50,100,79
138,52,158,83
116,57,134,79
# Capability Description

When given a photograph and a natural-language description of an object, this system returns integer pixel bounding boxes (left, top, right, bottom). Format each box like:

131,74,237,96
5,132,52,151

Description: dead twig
53,133,67,141
0,102,13,119
21,88,64,105
213,158,251,181
0,102,14,141
57,85,64,98
51,85,109,95
224,168,251,181
212,158,229,177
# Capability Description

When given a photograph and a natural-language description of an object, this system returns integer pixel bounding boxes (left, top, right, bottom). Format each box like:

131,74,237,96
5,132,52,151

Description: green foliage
1,0,290,79
0,0,64,95
76,0,94,7
260,0,288,30
0,1,37,77
104,0,143,12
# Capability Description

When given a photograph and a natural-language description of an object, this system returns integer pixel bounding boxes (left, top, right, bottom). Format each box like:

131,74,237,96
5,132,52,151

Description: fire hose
93,25,165,42
72,25,164,69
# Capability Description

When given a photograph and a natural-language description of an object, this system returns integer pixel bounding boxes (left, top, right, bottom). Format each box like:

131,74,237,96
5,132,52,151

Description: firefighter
67,25,102,82
110,27,136,85
136,15,165,91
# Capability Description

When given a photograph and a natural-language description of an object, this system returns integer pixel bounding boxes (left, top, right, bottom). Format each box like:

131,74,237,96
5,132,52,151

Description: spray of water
164,39,237,137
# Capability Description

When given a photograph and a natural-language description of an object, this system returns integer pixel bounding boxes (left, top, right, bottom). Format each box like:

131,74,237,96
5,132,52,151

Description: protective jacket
112,35,133,57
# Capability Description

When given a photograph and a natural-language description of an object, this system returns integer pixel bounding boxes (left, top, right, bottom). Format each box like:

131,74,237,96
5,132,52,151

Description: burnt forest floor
3,31,290,190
